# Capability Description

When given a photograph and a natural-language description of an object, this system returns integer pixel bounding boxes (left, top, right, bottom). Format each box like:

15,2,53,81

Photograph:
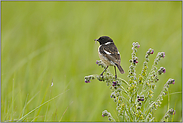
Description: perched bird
94,36,124,79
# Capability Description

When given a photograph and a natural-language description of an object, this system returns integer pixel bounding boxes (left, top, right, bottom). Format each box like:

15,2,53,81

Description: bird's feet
98,74,104,81
97,74,104,81
100,74,104,78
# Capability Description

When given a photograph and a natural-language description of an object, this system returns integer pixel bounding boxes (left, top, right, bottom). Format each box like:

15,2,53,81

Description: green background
2,1,182,122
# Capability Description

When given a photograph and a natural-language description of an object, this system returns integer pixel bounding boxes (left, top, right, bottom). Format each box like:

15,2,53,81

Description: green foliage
2,1,182,122
85,42,176,122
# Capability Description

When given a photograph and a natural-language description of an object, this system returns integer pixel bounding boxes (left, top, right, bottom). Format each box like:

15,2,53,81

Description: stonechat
94,36,124,79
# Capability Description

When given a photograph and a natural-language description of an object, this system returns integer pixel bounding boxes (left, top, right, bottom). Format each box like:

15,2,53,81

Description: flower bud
168,108,175,115
167,78,175,85
150,49,154,54
137,106,141,110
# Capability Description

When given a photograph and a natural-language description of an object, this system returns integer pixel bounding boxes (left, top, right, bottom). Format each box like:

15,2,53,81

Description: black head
94,36,113,45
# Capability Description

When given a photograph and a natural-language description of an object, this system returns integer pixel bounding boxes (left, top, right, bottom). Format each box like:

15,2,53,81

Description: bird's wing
99,43,121,65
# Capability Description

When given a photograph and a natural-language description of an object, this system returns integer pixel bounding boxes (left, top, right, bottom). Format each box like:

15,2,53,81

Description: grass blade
17,89,69,122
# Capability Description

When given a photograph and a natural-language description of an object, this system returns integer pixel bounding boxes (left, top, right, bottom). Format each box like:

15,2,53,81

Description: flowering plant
84,42,175,122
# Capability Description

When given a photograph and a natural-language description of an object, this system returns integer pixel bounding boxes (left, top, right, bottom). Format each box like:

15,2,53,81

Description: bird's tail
116,64,124,74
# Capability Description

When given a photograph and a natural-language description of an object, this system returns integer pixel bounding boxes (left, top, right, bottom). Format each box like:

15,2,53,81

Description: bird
94,36,124,79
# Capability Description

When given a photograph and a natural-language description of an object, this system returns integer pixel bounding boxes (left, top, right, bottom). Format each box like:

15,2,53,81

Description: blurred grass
1,1,182,122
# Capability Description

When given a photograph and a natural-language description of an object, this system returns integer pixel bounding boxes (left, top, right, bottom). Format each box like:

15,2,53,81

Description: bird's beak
94,39,98,44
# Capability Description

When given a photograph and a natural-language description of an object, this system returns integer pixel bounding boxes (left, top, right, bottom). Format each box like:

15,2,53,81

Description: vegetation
2,1,182,122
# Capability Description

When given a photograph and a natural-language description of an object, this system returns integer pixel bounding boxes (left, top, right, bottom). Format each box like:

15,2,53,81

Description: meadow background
1,1,182,122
